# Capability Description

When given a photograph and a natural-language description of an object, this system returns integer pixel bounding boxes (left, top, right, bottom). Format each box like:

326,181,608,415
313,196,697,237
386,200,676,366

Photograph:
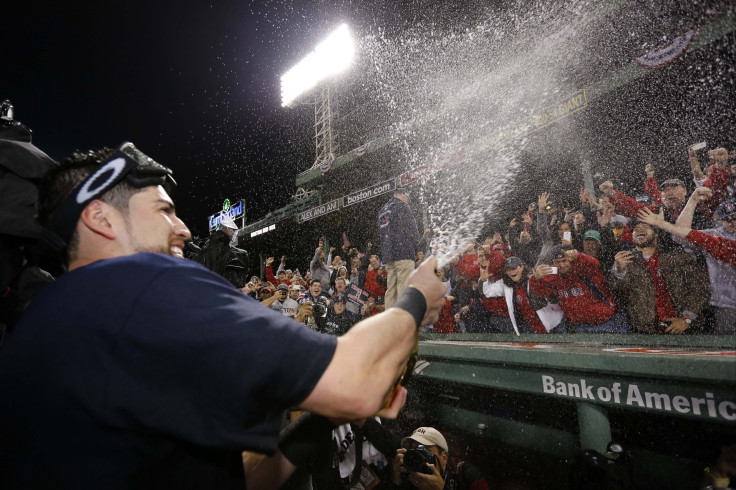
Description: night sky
3,1,418,238
5,1,735,247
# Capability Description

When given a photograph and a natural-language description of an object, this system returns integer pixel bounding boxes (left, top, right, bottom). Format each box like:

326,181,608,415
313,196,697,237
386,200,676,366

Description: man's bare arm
675,187,713,228
300,257,445,420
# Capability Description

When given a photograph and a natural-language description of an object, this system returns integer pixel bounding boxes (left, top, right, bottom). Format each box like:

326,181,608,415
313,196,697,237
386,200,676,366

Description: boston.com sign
344,179,395,207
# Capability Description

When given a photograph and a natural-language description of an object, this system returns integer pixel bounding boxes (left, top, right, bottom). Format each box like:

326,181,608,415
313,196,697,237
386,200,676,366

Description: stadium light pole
280,24,355,170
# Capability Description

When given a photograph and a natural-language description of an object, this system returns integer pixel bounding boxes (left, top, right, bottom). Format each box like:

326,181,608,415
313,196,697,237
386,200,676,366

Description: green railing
409,334,736,489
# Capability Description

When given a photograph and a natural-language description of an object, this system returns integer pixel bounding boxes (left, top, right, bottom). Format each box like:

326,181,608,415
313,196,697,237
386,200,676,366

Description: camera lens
403,446,435,474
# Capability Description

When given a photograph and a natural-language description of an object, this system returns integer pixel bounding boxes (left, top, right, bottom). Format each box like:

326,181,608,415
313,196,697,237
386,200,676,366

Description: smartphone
563,231,572,242
549,267,558,274
690,142,707,151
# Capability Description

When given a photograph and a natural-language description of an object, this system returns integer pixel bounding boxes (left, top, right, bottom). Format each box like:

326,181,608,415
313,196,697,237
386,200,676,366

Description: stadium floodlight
280,24,354,107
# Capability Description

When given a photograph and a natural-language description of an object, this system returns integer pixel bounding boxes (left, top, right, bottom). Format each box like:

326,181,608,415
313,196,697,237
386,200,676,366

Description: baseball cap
402,427,448,452
610,215,627,228
714,198,736,222
660,178,685,189
260,286,272,294
276,284,289,292
503,256,524,270
583,230,601,242
289,284,302,291
332,293,347,303
551,244,572,260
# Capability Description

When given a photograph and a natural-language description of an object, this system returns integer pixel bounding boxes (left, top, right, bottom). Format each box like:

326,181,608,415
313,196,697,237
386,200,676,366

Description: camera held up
403,445,435,474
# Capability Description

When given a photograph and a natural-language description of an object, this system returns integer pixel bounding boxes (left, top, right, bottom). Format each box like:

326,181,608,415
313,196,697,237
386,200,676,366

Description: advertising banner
298,199,340,223
344,179,396,207
208,199,245,231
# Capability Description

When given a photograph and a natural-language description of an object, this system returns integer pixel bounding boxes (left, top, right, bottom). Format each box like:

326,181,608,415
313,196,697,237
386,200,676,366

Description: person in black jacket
197,216,249,287
316,293,360,336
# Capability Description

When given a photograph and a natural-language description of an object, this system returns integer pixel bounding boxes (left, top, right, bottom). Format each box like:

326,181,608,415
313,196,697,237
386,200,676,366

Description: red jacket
609,190,655,219
365,269,387,297
478,250,512,316
701,166,733,218
265,266,290,286
480,296,509,316
485,250,507,278
644,177,663,206
529,253,616,325
686,229,736,267
455,254,480,282
433,298,456,333
617,167,731,221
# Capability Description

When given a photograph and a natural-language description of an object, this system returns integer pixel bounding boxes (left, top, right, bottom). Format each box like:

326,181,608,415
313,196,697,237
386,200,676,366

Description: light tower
280,24,354,171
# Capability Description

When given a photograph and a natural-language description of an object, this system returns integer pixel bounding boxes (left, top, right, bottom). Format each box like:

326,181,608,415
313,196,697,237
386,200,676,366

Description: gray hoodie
699,226,736,310
310,248,332,288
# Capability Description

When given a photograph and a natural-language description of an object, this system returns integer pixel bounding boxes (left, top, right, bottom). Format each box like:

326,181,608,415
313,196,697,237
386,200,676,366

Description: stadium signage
208,199,245,231
344,179,395,207
298,199,340,223
541,374,735,422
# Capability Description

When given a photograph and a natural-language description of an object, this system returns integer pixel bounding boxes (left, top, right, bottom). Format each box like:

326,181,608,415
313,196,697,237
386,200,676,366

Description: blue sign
346,284,370,306
208,199,245,231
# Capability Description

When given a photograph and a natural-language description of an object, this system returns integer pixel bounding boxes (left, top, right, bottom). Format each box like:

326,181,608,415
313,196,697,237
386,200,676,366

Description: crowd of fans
215,144,735,336
1,102,734,490
2,96,733,339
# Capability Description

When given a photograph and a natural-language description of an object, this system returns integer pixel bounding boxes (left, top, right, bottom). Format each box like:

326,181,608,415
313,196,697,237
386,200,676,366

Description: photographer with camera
315,293,360,336
261,283,299,318
296,278,332,328
391,427,489,490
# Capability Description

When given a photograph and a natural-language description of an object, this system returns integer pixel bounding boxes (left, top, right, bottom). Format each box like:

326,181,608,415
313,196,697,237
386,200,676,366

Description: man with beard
0,144,447,488
637,189,736,333
608,215,710,334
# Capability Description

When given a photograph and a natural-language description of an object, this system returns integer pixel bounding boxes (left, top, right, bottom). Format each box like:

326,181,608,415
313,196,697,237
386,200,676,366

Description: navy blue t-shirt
0,253,337,489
